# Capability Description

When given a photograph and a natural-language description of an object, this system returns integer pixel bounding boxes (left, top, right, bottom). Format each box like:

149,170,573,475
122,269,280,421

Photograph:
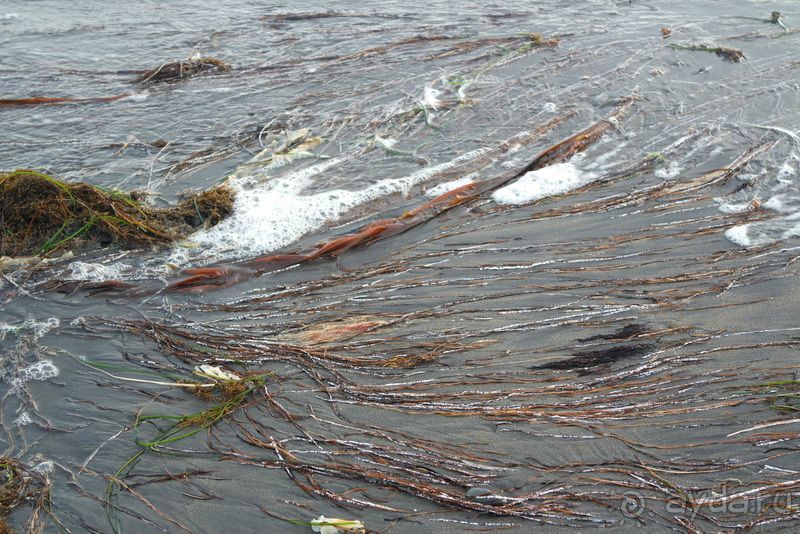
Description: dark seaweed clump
577,323,649,342
535,344,655,374
0,170,234,257
136,57,230,84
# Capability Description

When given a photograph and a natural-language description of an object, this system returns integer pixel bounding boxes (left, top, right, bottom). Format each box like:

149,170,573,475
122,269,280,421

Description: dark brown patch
135,57,230,84
534,344,655,374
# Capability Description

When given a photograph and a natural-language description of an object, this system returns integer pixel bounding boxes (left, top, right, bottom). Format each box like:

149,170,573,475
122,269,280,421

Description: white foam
67,261,131,281
182,146,493,261
725,225,755,247
716,201,752,214
655,161,681,180
491,162,597,205
21,360,59,382
425,177,474,197
725,220,800,248
423,86,444,110
0,317,58,341
763,195,795,214
7,360,60,394
724,191,800,247
13,412,32,426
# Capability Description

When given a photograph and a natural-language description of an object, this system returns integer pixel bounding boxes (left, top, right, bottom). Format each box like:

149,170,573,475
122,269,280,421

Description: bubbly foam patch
7,360,60,394
724,192,800,247
67,261,131,281
654,161,681,179
181,147,493,261
425,177,474,197
0,317,58,341
13,412,32,426
492,162,597,205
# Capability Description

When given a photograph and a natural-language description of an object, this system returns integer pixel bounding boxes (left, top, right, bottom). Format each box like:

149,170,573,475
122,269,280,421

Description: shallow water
2,1,800,532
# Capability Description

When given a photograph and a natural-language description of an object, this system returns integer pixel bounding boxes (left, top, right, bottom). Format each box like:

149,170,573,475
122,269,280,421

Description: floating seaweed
669,43,745,62
160,98,633,294
134,57,230,84
534,344,656,374
0,94,128,108
5,5,800,533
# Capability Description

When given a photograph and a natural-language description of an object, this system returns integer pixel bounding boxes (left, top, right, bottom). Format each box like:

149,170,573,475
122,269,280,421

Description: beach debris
528,32,559,47
263,11,344,23
0,251,73,273
374,135,427,164
153,98,633,293
225,128,323,182
534,344,655,374
0,170,233,257
0,94,129,107
310,516,365,534
290,317,388,344
193,364,241,382
0,255,41,273
0,457,50,533
135,56,230,84
424,32,557,62
466,487,517,506
669,43,745,62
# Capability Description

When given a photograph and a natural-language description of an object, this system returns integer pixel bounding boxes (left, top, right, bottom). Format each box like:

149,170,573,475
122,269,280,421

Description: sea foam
491,162,596,205
183,147,493,261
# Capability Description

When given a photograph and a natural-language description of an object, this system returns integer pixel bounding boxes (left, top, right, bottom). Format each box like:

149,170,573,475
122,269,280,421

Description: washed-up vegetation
134,57,230,84
0,170,232,257
2,4,800,533
0,457,50,533
668,43,746,62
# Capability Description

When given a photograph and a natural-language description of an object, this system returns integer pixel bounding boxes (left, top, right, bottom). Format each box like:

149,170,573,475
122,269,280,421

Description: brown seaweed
534,344,656,373
135,57,230,84
0,94,128,108
0,457,50,533
163,98,634,294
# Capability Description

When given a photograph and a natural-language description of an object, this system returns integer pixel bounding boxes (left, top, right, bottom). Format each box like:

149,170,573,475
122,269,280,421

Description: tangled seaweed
669,43,746,62
0,170,233,257
4,6,800,532
0,458,50,533
135,57,230,84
